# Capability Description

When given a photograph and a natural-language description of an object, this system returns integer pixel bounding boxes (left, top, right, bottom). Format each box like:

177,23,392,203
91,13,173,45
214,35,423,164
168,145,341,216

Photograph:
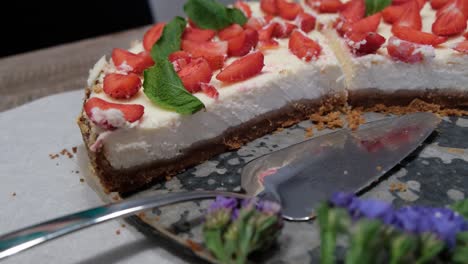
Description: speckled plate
105,113,468,263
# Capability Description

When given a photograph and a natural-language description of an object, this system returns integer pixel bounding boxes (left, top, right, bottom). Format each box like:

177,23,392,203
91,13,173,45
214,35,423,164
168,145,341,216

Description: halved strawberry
465,31,468,38
84,97,144,129
350,13,382,33
433,2,467,36
382,5,406,24
339,0,366,23
393,0,422,30
261,0,278,15
259,40,280,50
200,83,219,99
103,73,142,99
452,39,468,52
182,27,216,42
216,51,265,82
111,49,155,74
177,57,213,93
273,22,298,38
277,0,303,20
219,24,244,40
344,31,386,55
387,36,434,63
182,40,228,70
244,16,267,30
392,26,447,45
393,0,426,9
440,0,468,17
307,0,344,13
235,1,252,18
169,51,192,72
296,12,317,33
230,29,259,56
143,23,166,51
431,0,450,9
288,30,322,61
259,22,278,41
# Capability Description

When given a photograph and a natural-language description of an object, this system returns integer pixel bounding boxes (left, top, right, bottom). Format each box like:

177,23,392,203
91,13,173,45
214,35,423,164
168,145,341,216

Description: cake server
0,112,439,259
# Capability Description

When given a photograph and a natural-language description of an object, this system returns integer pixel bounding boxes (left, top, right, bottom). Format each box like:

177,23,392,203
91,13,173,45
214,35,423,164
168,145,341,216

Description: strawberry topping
103,73,142,99
177,57,213,93
143,23,166,51
350,13,382,33
289,30,322,61
182,27,217,42
296,12,317,33
452,39,468,52
431,0,450,9
340,0,366,23
277,0,303,20
433,0,467,36
382,5,406,24
200,83,220,99
465,31,468,38
111,49,155,74
273,22,298,38
307,0,344,13
244,16,268,31
216,51,265,83
387,36,434,63
394,0,422,30
182,40,228,70
219,24,244,40
84,97,144,130
344,31,386,55
392,0,426,9
261,0,278,15
235,1,252,18
169,51,192,72
392,26,447,45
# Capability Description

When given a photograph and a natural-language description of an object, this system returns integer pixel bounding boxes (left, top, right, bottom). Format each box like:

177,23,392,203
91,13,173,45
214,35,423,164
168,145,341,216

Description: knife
0,112,440,259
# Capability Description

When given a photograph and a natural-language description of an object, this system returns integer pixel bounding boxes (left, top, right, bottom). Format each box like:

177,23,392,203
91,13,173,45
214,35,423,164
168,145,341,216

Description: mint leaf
151,16,186,61
143,60,204,114
184,0,247,30
365,0,391,16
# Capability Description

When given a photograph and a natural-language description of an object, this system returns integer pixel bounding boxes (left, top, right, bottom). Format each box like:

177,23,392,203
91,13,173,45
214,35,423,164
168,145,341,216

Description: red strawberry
259,39,280,50
143,23,166,51
182,27,216,42
382,5,406,24
350,13,382,33
232,29,259,56
307,0,344,13
111,49,155,74
169,51,192,72
219,24,244,40
433,2,467,36
259,22,278,41
288,30,322,61
393,0,426,9
244,16,267,30
273,22,298,38
393,0,422,30
440,0,468,17
177,57,213,93
465,31,468,38
452,39,468,52
182,40,228,70
235,1,252,18
264,14,275,23
103,73,142,99
277,0,303,20
340,0,366,23
387,36,434,63
216,51,265,82
392,26,447,45
296,12,317,33
84,97,144,129
261,0,278,15
344,31,386,55
431,0,450,9
200,83,219,99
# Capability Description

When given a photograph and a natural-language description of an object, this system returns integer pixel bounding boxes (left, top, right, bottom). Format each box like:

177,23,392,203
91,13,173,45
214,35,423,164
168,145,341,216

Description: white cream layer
87,2,345,169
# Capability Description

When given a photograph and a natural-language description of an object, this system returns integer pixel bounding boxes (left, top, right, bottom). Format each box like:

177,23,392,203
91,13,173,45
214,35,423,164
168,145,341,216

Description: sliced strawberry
182,40,228,70
334,18,353,36
465,31,468,38
244,16,267,30
273,22,298,38
259,22,278,41
431,0,450,9
169,51,192,72
200,83,219,99
111,49,155,74
260,0,278,15
393,0,422,30
382,5,406,24
307,0,344,13
453,39,468,52
259,39,280,50
219,24,244,40
264,14,275,23
277,0,303,20
441,0,468,17
216,51,265,83
143,23,166,51
177,58,213,93
183,27,216,42
433,2,467,36
387,36,434,63
84,97,144,129
296,12,317,33
393,0,426,9
340,0,366,23
350,13,382,33
231,29,259,56
392,26,447,45
288,30,322,61
103,73,142,99
235,1,252,18
344,31,386,55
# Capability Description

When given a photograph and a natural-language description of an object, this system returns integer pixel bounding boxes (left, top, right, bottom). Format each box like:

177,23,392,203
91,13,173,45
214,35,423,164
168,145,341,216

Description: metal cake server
0,112,439,260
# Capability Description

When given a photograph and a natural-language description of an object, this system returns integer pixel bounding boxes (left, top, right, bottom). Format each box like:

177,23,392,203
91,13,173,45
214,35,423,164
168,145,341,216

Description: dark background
1,1,154,58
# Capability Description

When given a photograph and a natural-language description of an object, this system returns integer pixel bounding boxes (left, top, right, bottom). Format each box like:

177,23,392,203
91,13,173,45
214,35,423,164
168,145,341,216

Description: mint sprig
184,0,247,30
143,17,205,114
365,0,391,16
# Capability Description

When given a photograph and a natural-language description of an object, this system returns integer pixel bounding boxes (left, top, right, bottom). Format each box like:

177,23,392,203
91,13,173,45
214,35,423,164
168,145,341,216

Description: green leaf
203,228,230,263
389,234,417,264
415,233,445,264
457,232,468,245
345,220,383,264
143,60,204,114
365,0,391,16
184,0,247,30
450,199,468,220
318,203,347,264
151,16,186,61
452,246,468,264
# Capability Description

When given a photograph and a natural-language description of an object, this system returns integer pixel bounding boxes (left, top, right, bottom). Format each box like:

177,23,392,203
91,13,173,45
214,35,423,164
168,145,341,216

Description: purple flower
208,196,238,213
355,199,394,224
330,192,357,208
256,200,281,215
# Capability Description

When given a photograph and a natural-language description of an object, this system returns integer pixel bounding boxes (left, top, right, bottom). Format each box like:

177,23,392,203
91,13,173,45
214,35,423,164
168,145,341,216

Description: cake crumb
310,111,344,130
305,127,314,138
72,146,78,153
365,99,468,117
224,137,243,149
346,108,365,131
49,153,60,159
79,178,85,183
115,229,121,235
12,192,16,197
112,194,120,201
389,182,407,192
121,224,126,228
137,212,147,218
93,84,103,93
186,239,203,252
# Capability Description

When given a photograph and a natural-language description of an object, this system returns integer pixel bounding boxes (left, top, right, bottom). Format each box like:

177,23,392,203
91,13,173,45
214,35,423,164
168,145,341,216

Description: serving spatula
0,112,440,259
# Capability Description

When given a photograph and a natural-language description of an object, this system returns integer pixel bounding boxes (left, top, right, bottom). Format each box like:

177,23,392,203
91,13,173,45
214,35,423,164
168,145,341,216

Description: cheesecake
78,0,468,194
